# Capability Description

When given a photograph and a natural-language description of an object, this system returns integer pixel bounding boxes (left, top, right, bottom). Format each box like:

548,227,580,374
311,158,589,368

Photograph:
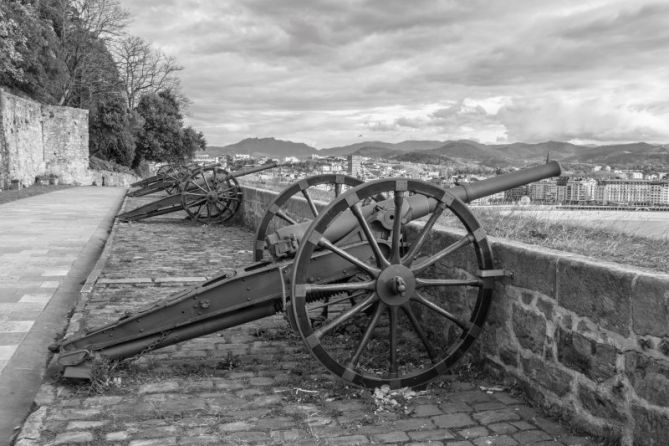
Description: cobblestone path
15,196,601,445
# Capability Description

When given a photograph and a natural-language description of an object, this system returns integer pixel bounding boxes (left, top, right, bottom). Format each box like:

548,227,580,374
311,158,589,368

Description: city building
347,155,363,177
595,179,669,205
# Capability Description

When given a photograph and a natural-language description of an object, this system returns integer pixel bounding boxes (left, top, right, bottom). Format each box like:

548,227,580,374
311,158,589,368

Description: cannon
118,163,278,223
52,161,562,389
127,163,198,197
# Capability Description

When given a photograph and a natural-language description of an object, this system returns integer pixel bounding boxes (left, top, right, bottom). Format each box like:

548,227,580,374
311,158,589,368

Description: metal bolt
394,276,407,296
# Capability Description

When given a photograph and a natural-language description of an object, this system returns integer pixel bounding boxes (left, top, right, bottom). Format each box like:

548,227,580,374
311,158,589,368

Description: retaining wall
0,89,89,188
240,184,669,445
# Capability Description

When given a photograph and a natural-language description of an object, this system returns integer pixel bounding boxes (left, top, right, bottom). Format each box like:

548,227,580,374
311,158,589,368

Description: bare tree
44,0,130,105
71,0,130,40
113,36,183,110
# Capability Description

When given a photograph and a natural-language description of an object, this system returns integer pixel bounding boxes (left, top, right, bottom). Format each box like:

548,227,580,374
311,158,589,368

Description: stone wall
88,170,139,187
240,184,669,446
415,228,669,446
41,102,89,184
0,89,89,188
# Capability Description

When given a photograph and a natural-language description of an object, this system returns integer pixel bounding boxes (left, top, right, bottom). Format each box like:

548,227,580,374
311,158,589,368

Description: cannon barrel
267,161,562,250
230,162,279,177
449,160,562,204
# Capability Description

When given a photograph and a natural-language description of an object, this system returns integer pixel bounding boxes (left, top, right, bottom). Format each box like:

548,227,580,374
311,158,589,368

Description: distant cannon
118,163,278,223
53,162,562,389
127,163,197,197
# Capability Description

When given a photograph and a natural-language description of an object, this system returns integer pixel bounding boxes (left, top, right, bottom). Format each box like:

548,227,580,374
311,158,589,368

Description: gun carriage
127,163,199,197
53,162,562,389
119,163,278,223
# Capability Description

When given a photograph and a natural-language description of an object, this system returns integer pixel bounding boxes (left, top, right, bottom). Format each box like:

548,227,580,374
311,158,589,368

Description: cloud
498,94,669,143
120,0,669,147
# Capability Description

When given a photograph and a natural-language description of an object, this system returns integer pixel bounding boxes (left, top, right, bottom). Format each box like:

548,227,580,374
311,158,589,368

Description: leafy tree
0,1,68,103
134,90,203,166
88,95,136,166
0,5,27,83
181,127,206,159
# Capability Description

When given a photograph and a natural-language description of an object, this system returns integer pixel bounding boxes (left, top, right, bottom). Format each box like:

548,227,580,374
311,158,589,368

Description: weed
88,357,124,394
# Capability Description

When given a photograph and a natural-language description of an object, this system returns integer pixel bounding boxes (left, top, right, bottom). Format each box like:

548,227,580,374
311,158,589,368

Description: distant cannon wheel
160,164,188,195
253,174,363,261
180,166,242,223
156,164,173,176
290,178,495,389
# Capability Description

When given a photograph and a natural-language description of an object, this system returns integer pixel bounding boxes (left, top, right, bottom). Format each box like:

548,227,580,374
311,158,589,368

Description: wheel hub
376,264,415,306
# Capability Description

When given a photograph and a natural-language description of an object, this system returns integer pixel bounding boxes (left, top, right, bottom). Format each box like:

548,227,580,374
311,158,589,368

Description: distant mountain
421,140,512,167
494,141,584,163
207,137,318,159
320,140,444,156
561,142,669,166
392,140,445,152
320,141,398,157
350,146,402,158
206,137,668,169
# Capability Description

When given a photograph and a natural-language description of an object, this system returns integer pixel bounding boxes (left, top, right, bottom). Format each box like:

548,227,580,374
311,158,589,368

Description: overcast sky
120,0,669,149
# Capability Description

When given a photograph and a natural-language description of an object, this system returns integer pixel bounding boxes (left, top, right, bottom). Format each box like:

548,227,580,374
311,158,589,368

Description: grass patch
468,208,669,272
0,184,73,204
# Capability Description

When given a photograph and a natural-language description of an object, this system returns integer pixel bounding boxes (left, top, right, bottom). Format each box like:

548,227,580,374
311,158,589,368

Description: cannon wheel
253,174,363,261
160,164,188,195
290,178,495,389
180,165,242,223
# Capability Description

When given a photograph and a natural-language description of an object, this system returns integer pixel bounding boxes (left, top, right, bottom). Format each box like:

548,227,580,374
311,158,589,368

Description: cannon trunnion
53,162,562,389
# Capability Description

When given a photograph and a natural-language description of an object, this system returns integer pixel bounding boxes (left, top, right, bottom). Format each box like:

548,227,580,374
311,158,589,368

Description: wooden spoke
411,234,474,273
183,191,207,198
415,278,482,288
391,190,404,263
314,293,378,339
275,209,298,225
401,304,438,362
414,291,472,331
202,172,211,191
348,302,385,368
402,202,446,266
318,238,380,277
193,179,208,194
389,306,399,375
301,188,319,217
351,202,390,268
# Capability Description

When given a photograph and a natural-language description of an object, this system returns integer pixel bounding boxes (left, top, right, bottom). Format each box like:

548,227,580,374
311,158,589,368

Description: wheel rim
290,178,495,389
180,166,241,223
253,174,363,261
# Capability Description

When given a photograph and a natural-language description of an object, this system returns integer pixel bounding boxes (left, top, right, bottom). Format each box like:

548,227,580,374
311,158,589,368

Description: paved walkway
0,187,126,445
11,197,602,445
